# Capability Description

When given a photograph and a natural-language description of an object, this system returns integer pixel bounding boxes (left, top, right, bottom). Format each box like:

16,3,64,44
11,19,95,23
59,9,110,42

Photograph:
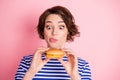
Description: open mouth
49,38,58,43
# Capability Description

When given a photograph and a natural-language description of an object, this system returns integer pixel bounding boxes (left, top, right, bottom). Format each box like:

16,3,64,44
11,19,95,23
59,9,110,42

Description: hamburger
45,48,65,59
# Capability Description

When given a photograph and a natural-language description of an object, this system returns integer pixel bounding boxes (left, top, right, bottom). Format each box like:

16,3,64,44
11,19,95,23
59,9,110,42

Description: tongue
50,38,57,42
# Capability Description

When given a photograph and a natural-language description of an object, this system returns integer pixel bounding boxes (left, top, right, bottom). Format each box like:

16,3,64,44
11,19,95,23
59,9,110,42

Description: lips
49,38,58,43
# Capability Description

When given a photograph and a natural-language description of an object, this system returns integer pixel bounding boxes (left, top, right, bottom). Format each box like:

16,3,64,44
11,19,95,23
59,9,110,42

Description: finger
62,48,74,55
64,53,74,62
37,47,49,52
74,56,78,66
43,58,50,65
33,48,47,61
67,54,74,60
35,47,49,56
62,48,71,52
68,54,78,68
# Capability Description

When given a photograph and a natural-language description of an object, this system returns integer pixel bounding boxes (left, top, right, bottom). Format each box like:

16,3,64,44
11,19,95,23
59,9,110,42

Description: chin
49,45,61,49
50,46,61,49
48,42,64,49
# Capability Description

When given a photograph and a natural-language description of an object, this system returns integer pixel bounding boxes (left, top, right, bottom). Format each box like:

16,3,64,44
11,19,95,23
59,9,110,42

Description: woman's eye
46,26,52,30
59,26,64,30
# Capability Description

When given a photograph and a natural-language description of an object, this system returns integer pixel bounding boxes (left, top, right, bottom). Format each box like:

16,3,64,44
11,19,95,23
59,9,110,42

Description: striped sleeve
15,55,32,80
78,58,92,80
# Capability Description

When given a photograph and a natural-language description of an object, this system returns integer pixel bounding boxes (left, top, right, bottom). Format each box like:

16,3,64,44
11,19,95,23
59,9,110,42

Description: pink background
0,0,120,80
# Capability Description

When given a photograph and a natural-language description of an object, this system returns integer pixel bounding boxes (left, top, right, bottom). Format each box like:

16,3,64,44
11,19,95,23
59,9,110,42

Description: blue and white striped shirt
15,54,92,80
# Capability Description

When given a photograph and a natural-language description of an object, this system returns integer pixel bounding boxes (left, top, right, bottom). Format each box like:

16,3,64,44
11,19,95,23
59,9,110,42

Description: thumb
43,58,50,65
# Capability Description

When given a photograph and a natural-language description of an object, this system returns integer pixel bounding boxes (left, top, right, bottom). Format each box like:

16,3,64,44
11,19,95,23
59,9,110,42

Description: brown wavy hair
37,6,80,41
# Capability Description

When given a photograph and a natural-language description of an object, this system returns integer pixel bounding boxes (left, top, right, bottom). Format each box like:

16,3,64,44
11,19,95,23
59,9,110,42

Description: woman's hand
23,47,50,80
58,49,81,80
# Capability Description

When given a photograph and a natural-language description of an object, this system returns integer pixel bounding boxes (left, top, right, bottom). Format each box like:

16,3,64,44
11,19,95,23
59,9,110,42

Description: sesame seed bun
45,48,65,59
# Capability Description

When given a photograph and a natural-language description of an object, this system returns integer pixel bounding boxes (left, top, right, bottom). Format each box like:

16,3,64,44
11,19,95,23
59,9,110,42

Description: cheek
64,30,68,37
44,29,51,35
60,32,68,40
44,30,50,40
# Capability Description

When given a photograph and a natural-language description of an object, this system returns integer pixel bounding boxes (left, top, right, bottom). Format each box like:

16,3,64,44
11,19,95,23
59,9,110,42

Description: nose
52,28,58,36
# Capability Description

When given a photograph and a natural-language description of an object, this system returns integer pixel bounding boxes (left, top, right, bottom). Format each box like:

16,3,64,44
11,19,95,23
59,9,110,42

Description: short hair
37,6,80,41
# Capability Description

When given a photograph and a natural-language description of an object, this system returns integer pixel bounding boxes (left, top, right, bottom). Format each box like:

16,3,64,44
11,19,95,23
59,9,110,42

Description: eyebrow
45,21,64,23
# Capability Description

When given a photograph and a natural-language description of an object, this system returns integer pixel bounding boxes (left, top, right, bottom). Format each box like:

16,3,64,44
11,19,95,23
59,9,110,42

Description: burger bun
45,48,65,59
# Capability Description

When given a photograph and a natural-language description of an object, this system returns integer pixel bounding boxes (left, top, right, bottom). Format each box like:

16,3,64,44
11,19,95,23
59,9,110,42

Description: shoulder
22,54,33,61
77,57,91,72
15,54,34,79
77,57,89,65
77,57,92,79
20,54,33,66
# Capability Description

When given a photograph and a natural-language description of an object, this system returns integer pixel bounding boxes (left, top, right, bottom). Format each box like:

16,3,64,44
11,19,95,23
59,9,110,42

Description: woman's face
44,14,68,49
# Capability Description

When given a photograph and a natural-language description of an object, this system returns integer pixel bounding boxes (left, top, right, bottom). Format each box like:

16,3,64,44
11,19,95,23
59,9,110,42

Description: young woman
15,6,92,80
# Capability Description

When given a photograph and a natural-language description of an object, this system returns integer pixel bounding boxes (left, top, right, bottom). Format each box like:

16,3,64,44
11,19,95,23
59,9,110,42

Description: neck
47,45,65,49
